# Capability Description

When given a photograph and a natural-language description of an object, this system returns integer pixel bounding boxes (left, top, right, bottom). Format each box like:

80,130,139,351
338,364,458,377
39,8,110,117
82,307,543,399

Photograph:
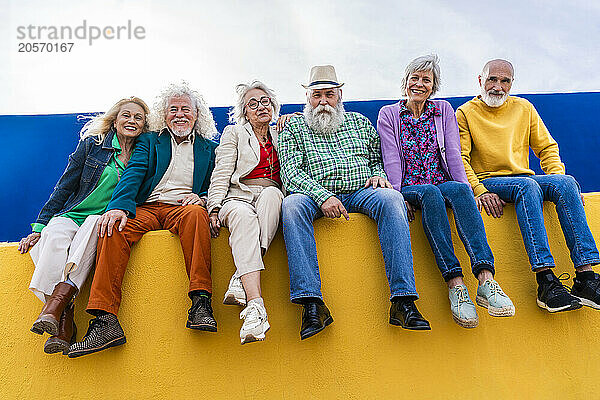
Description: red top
244,137,282,186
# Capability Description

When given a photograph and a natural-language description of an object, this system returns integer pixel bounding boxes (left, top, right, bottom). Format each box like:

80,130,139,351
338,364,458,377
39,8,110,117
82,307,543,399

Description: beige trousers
219,185,284,277
29,215,100,302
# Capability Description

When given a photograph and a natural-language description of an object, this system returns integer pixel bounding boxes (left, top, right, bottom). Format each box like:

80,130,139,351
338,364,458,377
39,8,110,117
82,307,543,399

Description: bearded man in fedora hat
278,65,430,340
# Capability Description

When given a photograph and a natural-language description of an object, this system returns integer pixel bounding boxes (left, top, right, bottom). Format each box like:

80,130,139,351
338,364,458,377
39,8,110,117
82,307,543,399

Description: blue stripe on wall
1,92,598,241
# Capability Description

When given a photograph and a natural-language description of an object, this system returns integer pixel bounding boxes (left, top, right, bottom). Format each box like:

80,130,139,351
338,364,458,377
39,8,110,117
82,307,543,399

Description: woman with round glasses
207,80,284,344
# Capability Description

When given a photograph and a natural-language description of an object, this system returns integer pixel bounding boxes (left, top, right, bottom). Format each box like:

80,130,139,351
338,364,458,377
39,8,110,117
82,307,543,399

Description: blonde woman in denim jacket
18,97,149,354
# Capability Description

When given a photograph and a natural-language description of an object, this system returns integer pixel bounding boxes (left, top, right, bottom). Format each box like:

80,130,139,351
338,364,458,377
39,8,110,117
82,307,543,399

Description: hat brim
301,82,344,90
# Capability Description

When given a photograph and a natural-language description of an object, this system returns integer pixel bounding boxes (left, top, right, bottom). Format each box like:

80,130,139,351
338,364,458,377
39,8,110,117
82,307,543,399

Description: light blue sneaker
476,279,516,317
448,284,478,328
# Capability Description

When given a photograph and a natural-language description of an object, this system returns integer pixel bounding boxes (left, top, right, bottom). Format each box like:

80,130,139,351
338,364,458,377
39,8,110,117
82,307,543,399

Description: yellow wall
2,194,600,399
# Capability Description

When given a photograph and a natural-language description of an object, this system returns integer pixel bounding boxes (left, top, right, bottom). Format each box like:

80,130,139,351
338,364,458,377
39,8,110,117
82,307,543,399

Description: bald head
478,59,514,107
482,59,514,79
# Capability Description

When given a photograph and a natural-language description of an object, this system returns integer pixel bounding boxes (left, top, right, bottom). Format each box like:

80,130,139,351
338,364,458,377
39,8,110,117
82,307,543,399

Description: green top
32,134,125,232
278,112,387,206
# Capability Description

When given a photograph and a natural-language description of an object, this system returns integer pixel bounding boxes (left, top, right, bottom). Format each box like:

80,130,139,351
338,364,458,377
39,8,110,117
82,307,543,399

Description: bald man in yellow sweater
457,59,599,314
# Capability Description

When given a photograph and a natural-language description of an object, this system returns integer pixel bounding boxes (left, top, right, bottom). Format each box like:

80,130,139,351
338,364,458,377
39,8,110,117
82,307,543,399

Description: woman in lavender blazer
377,54,515,328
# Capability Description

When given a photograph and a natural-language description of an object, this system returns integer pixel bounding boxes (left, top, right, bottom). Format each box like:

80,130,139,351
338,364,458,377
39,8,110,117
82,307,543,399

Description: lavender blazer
376,99,469,191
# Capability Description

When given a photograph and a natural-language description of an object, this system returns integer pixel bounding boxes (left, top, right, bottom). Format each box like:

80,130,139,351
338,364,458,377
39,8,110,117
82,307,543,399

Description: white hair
150,81,217,139
229,80,280,125
401,54,441,98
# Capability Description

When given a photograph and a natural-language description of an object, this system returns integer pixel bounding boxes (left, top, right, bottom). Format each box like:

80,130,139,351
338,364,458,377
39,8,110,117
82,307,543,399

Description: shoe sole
223,292,246,306
573,296,600,309
389,317,431,330
536,298,582,313
186,321,218,332
241,321,270,345
44,337,70,355
300,316,333,340
451,314,478,328
475,295,516,317
67,336,126,359
31,316,59,336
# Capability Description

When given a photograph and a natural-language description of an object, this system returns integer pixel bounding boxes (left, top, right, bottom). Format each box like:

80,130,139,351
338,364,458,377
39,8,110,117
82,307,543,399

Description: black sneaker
67,313,126,358
187,296,217,332
536,273,582,313
571,273,600,309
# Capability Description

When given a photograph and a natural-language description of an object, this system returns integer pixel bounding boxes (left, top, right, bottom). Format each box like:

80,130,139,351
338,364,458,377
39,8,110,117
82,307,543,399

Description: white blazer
207,122,279,213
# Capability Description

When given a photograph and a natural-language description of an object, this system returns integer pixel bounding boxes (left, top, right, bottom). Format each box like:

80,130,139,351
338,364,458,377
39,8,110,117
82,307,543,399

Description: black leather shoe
300,301,333,340
389,299,431,330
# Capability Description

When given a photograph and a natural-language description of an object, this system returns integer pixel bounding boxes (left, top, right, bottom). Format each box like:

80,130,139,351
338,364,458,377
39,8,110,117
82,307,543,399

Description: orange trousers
87,202,212,315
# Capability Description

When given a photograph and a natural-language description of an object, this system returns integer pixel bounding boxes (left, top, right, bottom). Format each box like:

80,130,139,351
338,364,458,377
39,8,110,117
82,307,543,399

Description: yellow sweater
456,96,565,196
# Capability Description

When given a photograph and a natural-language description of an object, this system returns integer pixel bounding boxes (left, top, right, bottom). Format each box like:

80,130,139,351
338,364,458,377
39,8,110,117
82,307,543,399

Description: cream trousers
219,185,283,277
29,215,100,302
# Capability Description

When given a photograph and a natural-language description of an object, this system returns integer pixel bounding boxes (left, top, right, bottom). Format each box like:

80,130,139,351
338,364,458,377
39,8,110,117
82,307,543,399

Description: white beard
480,88,508,107
303,101,345,134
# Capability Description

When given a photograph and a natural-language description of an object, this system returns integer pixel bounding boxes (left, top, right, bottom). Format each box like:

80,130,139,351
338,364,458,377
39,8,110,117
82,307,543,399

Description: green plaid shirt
279,112,387,205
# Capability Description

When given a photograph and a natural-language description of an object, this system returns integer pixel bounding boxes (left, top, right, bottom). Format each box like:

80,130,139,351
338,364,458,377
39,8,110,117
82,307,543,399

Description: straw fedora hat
301,65,345,90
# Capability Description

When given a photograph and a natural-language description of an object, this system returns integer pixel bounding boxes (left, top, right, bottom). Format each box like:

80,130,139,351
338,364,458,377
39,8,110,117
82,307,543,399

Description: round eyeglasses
246,96,272,110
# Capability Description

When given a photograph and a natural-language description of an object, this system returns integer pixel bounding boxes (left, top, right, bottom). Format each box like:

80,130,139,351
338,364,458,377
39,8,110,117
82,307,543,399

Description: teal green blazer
107,129,218,218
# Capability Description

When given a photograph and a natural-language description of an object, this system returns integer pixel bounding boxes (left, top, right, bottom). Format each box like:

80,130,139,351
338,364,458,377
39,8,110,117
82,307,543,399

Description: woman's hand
276,112,302,132
209,211,221,238
18,232,41,254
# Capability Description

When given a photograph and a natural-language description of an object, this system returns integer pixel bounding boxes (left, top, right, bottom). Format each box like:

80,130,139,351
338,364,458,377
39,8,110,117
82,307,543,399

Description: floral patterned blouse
399,100,448,186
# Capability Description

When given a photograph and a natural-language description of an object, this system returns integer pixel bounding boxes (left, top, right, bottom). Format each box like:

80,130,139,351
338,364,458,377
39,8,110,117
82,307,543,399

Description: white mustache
314,104,336,114
488,90,505,96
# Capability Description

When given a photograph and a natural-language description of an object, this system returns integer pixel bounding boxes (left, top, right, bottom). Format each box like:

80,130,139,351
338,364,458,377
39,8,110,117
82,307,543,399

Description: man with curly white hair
68,82,219,358
279,65,430,341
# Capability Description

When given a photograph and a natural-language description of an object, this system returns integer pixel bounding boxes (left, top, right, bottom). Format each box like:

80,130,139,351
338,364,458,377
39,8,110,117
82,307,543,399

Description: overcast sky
1,0,599,115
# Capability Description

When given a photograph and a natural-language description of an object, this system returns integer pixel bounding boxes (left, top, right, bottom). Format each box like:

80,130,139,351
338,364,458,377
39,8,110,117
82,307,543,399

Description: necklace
258,138,275,177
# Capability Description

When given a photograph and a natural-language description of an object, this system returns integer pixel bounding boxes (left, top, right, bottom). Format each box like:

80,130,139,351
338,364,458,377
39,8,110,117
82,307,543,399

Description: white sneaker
239,301,270,345
223,274,246,306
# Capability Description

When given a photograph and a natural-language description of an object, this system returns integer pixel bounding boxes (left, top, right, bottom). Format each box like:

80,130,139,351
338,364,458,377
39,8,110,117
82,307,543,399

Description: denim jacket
34,130,119,227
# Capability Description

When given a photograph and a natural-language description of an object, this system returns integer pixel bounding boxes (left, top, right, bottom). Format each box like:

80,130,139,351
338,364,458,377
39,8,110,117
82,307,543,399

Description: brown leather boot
44,302,77,354
31,282,77,336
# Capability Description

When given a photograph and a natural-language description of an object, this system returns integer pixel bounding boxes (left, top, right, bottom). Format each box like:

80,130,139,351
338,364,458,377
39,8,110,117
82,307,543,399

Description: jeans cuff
574,259,600,268
472,263,495,278
291,293,323,304
531,264,555,272
442,269,464,282
390,291,419,301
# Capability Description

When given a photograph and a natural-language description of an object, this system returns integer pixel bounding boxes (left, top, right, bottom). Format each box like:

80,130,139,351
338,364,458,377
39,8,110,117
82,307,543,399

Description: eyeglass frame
245,96,272,110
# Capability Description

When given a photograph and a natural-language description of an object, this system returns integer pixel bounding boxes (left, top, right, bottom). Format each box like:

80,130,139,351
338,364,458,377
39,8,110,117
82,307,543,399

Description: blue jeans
281,187,417,302
482,175,600,271
402,182,495,281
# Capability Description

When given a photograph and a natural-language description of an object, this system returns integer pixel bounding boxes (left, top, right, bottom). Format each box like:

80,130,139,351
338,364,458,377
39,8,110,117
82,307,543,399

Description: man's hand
209,211,221,238
321,196,349,220
364,176,393,189
18,232,41,254
276,112,302,132
97,209,128,237
179,193,206,207
476,192,506,218
405,201,416,222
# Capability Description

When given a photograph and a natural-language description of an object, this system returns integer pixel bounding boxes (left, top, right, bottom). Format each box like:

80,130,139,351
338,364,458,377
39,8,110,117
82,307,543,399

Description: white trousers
219,186,283,277
29,215,100,302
